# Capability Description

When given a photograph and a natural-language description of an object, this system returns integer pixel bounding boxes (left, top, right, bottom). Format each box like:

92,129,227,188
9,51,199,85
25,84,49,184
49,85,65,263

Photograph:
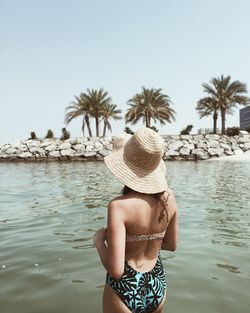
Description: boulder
207,140,220,148
49,151,61,158
205,134,220,140
208,148,224,156
60,149,75,157
224,149,234,156
168,140,183,150
59,142,71,150
179,147,190,156
245,142,250,150
220,143,231,150
165,150,180,157
45,144,57,152
180,135,192,140
19,152,33,158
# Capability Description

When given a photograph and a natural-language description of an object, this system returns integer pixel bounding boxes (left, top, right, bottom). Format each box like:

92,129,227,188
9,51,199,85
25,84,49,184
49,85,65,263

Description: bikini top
126,230,166,243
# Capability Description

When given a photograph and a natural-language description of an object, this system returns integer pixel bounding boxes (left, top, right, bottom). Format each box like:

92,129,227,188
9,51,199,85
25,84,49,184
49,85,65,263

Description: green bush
45,129,54,139
124,126,134,135
149,126,159,133
226,126,240,136
60,127,70,140
30,131,37,140
180,124,193,135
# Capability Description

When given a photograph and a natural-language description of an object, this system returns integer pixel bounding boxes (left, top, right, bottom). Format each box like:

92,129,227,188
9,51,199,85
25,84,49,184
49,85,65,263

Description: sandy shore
208,150,250,162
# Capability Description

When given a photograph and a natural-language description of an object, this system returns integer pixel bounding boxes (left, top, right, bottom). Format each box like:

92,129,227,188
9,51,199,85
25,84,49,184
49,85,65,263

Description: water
0,161,249,313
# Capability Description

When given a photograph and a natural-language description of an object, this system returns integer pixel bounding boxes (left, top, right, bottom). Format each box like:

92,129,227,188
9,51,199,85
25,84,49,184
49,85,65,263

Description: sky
1,0,250,144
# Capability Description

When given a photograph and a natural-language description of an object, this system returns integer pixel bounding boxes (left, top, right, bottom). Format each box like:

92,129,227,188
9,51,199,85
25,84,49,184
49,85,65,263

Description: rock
98,149,110,157
29,147,45,154
208,148,224,156
220,143,231,150
40,139,57,148
183,143,195,150
192,148,210,160
193,135,204,140
234,149,243,156
26,140,40,148
94,142,103,150
168,135,180,140
232,144,240,151
165,150,180,157
239,130,249,135
205,134,220,140
196,142,207,149
168,141,183,150
179,147,190,156
224,149,234,156
45,144,57,152
238,135,250,143
19,152,33,158
72,144,85,152
60,149,75,157
49,151,61,158
207,140,220,148
245,142,250,150
59,142,71,150
83,151,97,158
180,135,192,140
85,145,94,152
6,148,18,155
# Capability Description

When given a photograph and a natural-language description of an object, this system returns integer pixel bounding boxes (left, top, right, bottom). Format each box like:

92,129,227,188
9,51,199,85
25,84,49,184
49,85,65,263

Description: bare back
107,188,178,273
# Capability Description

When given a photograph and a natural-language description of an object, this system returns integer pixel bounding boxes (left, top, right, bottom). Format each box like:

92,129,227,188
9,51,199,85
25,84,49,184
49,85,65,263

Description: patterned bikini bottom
106,255,166,313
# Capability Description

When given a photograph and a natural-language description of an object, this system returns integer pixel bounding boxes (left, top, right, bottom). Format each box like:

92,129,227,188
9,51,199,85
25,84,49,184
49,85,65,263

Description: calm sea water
0,161,249,313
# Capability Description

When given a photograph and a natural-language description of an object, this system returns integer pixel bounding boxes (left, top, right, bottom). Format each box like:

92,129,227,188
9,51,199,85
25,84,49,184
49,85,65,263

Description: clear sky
1,0,250,144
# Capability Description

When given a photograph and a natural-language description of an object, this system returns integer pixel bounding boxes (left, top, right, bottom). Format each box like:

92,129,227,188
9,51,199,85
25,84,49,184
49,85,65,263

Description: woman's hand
93,228,107,247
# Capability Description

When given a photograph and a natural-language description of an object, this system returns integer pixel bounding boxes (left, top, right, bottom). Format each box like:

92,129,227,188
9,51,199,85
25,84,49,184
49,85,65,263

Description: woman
93,127,178,313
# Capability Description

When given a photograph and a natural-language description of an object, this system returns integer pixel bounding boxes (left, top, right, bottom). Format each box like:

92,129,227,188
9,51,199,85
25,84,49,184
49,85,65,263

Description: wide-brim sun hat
104,127,168,194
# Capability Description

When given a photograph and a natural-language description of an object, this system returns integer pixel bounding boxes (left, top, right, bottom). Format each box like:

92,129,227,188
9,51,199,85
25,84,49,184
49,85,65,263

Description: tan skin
93,188,178,313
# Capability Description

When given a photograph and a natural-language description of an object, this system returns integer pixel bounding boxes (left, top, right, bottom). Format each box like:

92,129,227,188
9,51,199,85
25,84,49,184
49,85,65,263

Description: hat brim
104,148,168,194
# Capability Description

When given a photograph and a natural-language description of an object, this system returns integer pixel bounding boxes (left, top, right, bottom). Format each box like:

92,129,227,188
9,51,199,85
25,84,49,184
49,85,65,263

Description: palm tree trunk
95,118,99,137
221,108,226,134
103,122,107,137
213,111,218,134
85,115,92,138
145,112,150,127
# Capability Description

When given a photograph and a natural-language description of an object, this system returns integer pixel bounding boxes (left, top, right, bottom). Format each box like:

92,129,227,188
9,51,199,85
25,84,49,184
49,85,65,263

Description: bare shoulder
163,188,178,214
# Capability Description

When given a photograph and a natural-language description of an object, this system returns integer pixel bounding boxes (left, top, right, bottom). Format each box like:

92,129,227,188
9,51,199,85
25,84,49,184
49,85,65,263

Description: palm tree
65,93,93,137
201,75,250,134
102,104,122,137
196,97,219,134
83,88,112,137
125,87,176,128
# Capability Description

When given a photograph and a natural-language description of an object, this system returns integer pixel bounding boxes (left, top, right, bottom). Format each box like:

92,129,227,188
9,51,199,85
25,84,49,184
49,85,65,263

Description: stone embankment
0,133,250,162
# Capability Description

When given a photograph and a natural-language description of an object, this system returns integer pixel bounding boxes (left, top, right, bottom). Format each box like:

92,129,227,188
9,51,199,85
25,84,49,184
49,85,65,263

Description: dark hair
122,185,169,223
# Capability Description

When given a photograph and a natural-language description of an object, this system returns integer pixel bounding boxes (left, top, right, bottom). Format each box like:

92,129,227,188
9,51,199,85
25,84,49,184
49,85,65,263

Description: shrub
30,131,37,140
45,129,54,139
226,126,240,136
180,124,193,135
124,126,134,135
60,127,70,140
149,126,159,133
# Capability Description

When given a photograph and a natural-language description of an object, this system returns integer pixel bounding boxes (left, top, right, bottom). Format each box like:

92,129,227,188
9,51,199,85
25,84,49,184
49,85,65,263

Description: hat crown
123,128,164,173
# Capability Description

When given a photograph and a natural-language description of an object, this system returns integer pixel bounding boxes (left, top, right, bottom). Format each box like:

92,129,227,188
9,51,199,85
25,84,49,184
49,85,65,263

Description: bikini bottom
106,255,166,313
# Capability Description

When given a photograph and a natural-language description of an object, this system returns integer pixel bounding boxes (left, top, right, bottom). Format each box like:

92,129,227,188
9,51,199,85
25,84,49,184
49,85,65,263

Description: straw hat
104,127,167,194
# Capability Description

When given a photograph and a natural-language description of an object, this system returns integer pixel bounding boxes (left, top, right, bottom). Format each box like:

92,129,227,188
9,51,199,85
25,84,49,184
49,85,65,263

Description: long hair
122,185,169,223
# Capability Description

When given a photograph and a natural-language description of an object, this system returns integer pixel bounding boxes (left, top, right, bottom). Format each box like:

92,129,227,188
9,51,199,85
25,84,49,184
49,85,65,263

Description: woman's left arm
93,200,126,280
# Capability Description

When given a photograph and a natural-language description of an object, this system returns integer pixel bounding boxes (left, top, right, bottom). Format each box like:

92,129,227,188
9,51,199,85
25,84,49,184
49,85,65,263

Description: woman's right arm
161,192,178,251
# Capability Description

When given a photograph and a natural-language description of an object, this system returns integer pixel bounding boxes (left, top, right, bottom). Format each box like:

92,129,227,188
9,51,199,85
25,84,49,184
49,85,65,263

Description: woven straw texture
104,127,168,194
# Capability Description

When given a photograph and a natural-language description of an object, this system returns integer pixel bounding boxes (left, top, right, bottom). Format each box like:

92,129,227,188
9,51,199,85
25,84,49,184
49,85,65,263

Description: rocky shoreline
0,133,250,162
